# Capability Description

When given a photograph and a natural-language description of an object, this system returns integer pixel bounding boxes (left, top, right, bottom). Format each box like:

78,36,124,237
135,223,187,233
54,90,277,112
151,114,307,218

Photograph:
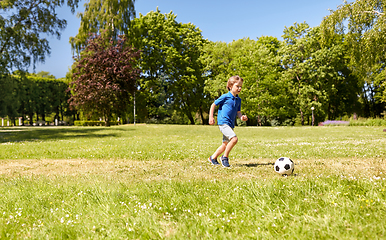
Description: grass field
0,125,385,239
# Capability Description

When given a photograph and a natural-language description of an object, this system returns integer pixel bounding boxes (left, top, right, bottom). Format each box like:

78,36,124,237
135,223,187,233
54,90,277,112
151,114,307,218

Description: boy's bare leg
212,142,228,159
223,137,238,158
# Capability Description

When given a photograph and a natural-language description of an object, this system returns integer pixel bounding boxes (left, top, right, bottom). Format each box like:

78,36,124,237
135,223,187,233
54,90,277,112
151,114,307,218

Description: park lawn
0,125,385,239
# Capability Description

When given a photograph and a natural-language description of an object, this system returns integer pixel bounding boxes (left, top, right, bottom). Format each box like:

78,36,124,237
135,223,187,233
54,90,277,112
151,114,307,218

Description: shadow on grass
0,126,134,143
235,162,275,168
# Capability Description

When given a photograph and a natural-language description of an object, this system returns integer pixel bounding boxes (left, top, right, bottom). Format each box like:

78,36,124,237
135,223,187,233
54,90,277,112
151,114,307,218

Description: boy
208,75,248,167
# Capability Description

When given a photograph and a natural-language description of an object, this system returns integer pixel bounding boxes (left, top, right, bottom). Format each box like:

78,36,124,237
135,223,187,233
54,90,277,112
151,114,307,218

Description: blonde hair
227,75,243,91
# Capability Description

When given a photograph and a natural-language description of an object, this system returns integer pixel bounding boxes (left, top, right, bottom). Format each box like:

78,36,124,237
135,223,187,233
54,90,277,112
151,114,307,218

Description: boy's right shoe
221,156,230,167
208,156,220,165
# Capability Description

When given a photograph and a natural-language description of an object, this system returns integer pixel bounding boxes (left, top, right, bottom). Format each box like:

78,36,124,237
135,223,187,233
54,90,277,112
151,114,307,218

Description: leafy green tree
30,71,56,79
69,33,140,126
127,10,208,124
281,22,361,124
233,37,289,126
0,0,80,74
15,73,70,125
0,75,19,124
321,0,386,117
70,0,136,56
0,72,71,126
203,37,288,126
202,41,233,98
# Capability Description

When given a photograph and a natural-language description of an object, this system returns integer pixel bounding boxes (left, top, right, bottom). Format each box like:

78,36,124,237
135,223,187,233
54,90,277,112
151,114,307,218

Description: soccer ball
274,157,294,176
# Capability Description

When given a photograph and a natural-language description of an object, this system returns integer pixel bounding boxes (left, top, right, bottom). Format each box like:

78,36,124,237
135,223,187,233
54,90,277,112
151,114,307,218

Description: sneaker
221,156,230,167
208,156,220,165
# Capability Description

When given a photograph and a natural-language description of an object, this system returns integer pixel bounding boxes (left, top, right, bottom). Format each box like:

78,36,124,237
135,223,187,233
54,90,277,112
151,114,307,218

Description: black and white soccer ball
274,157,294,176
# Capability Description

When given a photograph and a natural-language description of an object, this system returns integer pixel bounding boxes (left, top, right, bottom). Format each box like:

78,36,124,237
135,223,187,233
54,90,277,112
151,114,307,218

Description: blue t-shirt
214,91,241,128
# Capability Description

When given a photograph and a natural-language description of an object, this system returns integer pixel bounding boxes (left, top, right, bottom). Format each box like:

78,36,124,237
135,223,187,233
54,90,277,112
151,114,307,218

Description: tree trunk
199,106,207,125
20,104,25,126
186,111,195,125
56,106,60,122
328,103,331,120
60,105,64,121
28,113,33,125
300,108,304,126
104,113,110,127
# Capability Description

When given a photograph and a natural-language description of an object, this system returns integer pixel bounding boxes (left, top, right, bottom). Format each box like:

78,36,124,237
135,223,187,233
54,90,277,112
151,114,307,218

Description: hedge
74,121,119,126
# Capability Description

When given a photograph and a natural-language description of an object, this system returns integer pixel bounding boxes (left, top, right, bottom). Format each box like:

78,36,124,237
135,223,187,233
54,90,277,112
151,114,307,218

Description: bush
282,118,295,126
349,118,386,126
74,121,119,126
236,118,247,127
270,119,280,126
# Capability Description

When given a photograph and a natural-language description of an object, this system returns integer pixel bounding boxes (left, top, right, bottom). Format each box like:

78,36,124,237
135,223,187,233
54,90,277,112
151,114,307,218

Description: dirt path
1,158,385,180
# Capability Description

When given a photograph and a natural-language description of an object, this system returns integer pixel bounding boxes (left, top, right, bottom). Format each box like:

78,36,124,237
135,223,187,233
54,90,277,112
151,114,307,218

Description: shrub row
349,118,386,126
74,121,119,126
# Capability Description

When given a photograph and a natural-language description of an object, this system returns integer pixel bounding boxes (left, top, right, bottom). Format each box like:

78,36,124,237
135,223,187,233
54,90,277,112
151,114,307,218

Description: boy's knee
231,136,238,144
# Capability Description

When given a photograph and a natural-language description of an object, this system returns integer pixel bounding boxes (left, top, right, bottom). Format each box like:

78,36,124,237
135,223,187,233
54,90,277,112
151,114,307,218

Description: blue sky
31,0,348,78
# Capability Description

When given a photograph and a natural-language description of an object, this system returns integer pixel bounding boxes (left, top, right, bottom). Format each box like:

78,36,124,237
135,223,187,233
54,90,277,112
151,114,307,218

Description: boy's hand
240,115,248,121
209,117,215,125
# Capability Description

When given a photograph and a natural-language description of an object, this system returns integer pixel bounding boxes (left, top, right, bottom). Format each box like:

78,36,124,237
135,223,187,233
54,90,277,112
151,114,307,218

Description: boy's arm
237,111,248,121
209,103,216,125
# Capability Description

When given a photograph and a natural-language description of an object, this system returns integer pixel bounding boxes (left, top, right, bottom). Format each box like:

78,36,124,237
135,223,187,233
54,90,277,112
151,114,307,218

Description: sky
30,0,348,78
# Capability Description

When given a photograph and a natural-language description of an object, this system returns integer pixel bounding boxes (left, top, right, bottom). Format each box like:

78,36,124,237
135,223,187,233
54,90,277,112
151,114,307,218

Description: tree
69,32,140,126
0,0,80,74
321,0,386,116
70,0,136,56
281,22,361,124
202,37,288,126
127,10,208,124
202,41,234,98
0,72,72,126
0,75,19,124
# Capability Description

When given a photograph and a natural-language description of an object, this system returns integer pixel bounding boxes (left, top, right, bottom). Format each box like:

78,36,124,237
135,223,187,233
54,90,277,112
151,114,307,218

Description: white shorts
219,124,236,142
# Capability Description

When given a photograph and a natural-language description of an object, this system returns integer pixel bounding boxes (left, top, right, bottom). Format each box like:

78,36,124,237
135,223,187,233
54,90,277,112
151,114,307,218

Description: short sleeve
214,94,226,106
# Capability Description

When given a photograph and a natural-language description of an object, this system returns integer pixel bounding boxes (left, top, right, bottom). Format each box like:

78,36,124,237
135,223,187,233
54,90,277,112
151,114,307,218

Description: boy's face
230,80,243,96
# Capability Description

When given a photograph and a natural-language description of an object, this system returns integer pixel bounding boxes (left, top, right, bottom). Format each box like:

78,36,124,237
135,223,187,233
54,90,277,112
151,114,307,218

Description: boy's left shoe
221,156,230,167
208,156,220,165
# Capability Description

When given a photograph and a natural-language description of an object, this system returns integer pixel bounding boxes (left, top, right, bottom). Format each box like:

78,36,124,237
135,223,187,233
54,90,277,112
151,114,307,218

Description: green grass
0,125,386,239
1,125,384,160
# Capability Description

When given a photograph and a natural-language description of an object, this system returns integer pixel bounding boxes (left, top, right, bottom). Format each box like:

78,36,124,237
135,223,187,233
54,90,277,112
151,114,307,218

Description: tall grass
0,125,386,239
